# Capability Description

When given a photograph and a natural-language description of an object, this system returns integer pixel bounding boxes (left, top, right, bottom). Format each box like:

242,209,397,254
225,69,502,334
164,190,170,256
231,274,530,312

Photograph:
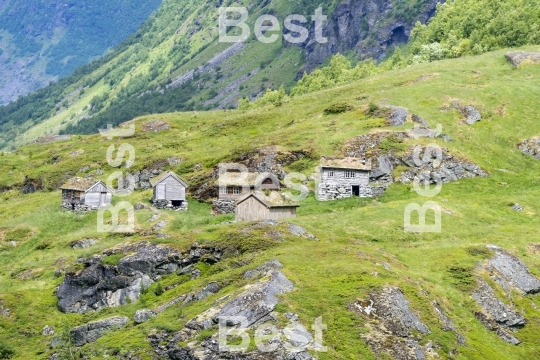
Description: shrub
323,102,353,115
154,283,164,296
0,342,14,359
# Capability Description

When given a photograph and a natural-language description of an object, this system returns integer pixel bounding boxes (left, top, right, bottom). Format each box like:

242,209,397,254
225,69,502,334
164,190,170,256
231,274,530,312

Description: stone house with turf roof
151,171,189,211
235,191,299,222
317,157,373,200
60,177,113,211
212,171,281,214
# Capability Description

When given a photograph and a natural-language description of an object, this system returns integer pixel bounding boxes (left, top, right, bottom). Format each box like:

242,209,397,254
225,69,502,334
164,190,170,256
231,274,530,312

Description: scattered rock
134,203,149,210
70,316,129,346
70,238,97,249
153,220,167,232
411,114,429,128
142,119,171,133
517,137,540,159
42,325,55,336
487,246,540,294
167,156,183,166
0,301,10,317
384,105,409,126
287,224,317,240
505,51,540,67
134,309,157,324
148,214,160,222
244,260,284,279
512,203,524,211
452,101,481,125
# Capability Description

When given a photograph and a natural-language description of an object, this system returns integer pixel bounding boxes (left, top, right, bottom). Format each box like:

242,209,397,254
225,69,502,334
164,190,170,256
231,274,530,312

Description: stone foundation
61,201,94,212
152,199,188,211
318,183,373,201
212,200,236,215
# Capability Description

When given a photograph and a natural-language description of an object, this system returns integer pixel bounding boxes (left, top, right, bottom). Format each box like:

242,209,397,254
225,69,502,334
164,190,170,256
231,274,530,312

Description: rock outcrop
350,287,435,359
134,309,157,324
505,52,540,67
344,131,488,193
487,245,540,294
149,268,318,359
472,278,524,345
300,0,442,69
70,316,129,346
57,241,224,313
470,246,540,344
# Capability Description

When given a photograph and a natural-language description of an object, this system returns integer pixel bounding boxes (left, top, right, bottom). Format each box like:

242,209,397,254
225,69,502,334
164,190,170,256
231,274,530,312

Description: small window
327,170,334,178
222,187,229,195
345,170,355,178
233,187,240,195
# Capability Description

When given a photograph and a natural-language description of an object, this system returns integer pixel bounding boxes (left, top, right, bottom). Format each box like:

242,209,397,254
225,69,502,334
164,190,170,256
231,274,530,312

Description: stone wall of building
152,199,188,211
318,183,373,201
61,201,94,212
212,200,236,215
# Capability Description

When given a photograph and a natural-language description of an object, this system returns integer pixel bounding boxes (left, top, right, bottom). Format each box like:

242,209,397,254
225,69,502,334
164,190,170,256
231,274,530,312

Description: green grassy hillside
1,48,540,359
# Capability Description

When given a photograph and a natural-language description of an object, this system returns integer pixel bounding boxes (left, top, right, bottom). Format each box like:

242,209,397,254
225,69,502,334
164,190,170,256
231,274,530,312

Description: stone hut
213,172,281,214
151,171,189,210
235,191,299,222
318,157,372,200
60,178,113,211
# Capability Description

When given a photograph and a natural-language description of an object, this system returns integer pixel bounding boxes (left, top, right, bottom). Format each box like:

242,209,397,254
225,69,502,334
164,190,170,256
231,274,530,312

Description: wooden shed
318,157,372,200
60,178,113,211
217,172,280,201
235,191,299,222
151,171,189,210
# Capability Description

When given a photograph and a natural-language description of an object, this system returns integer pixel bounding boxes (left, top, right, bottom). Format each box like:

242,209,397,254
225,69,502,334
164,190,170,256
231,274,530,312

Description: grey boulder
70,316,129,346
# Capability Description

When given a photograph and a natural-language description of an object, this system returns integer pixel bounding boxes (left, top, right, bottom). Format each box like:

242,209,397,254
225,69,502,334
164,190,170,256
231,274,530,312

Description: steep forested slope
0,0,441,150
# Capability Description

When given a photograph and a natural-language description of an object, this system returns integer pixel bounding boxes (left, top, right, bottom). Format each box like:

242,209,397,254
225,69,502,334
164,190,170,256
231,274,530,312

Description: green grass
2,48,540,358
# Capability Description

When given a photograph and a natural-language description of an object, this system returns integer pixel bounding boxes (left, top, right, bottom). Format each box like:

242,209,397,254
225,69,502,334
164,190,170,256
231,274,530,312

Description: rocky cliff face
299,0,444,71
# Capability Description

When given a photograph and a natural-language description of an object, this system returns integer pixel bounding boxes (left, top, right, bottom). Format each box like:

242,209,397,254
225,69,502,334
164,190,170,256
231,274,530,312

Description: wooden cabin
60,178,113,211
235,191,299,222
318,157,372,200
151,171,189,210
217,172,280,201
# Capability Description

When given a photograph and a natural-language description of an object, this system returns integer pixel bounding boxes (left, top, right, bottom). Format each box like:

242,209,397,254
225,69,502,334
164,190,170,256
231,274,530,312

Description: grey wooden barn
235,191,299,222
318,157,373,200
151,171,189,210
60,178,113,211
217,172,280,201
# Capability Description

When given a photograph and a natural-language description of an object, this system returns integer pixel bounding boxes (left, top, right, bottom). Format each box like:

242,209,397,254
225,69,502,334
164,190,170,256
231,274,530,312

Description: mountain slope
0,0,441,150
1,48,540,359
0,0,163,105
